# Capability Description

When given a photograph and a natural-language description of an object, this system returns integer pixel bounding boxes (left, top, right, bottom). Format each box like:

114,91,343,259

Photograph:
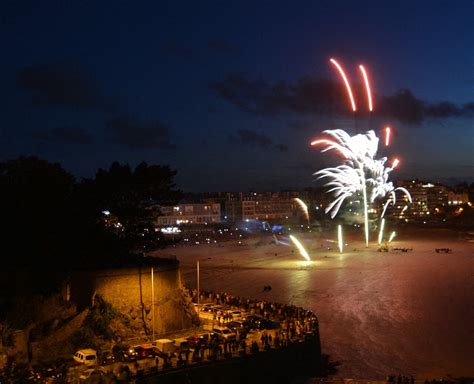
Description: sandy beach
151,229,474,380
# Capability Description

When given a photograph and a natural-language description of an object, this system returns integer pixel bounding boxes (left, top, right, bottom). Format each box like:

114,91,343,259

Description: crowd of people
386,375,416,384
189,288,319,337
114,289,319,380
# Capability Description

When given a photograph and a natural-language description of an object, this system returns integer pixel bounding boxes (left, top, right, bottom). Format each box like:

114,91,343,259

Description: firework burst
311,59,412,245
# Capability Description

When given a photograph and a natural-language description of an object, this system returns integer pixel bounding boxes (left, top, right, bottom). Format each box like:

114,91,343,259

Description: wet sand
152,229,474,379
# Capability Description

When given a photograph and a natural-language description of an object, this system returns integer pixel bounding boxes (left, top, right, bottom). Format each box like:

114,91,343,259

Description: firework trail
338,225,343,253
385,126,391,146
377,218,385,244
311,59,412,245
330,58,357,112
289,235,311,261
359,65,373,111
294,198,310,223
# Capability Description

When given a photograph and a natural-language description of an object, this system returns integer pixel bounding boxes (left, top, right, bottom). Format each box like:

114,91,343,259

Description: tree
0,157,182,294
0,156,75,263
73,161,182,254
0,157,76,293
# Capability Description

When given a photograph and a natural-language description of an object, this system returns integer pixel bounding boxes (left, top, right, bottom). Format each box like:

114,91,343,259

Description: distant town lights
161,226,181,234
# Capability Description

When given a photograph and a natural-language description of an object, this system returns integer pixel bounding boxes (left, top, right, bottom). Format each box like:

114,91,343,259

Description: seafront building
224,191,312,223
156,203,221,226
383,180,470,222
155,181,470,228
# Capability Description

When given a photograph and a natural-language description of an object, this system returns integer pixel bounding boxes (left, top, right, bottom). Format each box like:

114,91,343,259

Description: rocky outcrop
30,310,89,361
71,261,198,337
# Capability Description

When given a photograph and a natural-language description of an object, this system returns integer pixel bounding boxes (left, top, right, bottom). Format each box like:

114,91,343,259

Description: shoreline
150,228,474,380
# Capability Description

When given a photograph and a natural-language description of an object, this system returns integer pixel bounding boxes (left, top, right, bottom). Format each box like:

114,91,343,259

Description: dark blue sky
1,0,473,191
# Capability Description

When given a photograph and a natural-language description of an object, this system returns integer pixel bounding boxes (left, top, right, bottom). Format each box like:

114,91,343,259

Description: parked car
98,351,115,365
134,343,155,359
227,310,243,320
212,326,236,341
112,344,138,362
255,318,280,330
186,335,207,349
195,304,213,319
242,315,263,330
200,304,214,313
173,338,191,354
226,321,249,338
226,321,244,331
73,349,97,365
211,305,224,313
197,332,219,345
79,368,105,381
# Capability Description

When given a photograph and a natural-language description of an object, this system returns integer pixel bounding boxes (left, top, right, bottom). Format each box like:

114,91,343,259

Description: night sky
1,1,473,191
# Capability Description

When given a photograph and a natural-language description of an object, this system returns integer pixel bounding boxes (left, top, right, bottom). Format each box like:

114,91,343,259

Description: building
224,191,310,223
156,203,221,226
386,180,449,221
448,190,469,205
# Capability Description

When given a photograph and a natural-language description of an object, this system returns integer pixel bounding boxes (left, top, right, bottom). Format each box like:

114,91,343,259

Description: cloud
228,129,288,152
377,89,474,124
17,63,105,109
275,143,289,152
282,162,316,172
162,42,193,59
287,121,311,131
31,126,92,144
228,129,272,148
211,74,347,116
52,126,92,144
208,40,236,53
211,74,474,124
107,116,176,150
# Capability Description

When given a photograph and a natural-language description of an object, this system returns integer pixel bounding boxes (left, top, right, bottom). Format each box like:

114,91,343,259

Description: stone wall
71,262,198,336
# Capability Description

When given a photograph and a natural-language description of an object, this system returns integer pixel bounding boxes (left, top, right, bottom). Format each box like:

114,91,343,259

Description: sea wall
71,261,198,336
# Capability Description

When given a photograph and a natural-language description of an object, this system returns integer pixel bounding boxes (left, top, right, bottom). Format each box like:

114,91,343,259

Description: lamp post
151,267,155,341
196,260,200,308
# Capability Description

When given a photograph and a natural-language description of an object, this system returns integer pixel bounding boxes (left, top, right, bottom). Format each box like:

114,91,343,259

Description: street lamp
151,267,155,341
197,260,200,307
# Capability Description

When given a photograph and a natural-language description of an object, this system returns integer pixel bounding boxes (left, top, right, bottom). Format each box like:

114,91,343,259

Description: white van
152,339,176,356
73,349,97,365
